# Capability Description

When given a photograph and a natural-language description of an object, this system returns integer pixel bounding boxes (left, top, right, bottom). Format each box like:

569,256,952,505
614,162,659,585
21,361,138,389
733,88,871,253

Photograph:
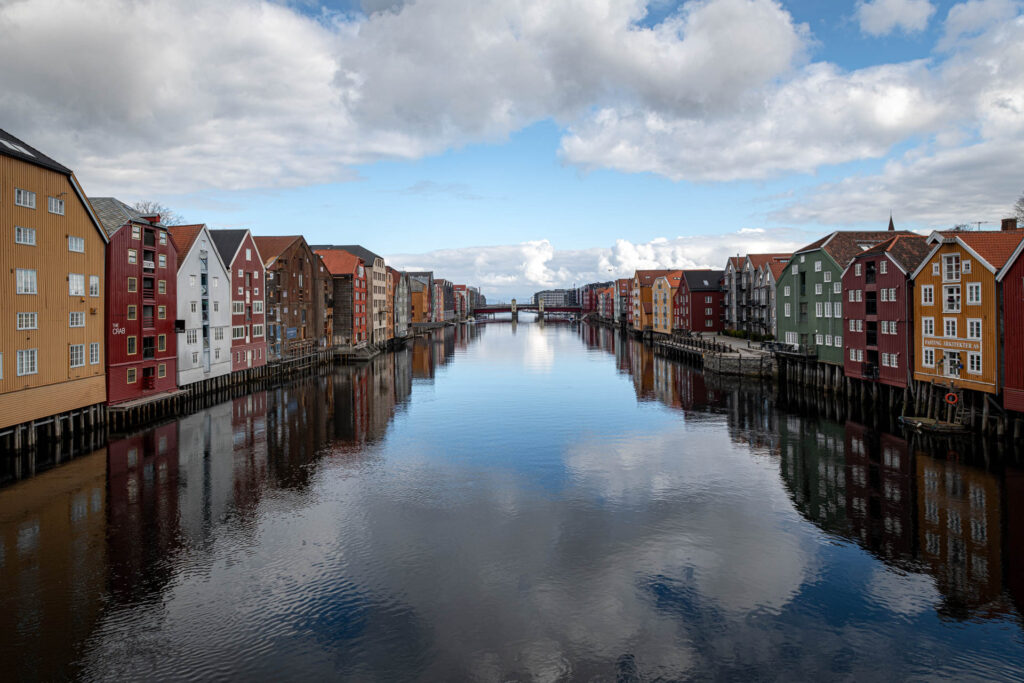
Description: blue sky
2,0,1022,298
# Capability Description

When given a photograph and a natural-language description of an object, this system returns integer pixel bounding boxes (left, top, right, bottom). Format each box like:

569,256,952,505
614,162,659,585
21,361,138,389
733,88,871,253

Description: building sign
286,327,298,339
924,337,981,352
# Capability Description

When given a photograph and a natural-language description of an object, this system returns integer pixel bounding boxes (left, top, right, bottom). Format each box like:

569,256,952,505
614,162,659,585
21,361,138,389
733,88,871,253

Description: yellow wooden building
1,129,108,431
910,229,1024,395
651,271,683,335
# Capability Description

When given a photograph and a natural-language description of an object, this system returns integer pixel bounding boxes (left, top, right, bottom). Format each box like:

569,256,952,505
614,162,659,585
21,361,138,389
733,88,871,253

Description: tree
132,200,183,226
1015,191,1024,222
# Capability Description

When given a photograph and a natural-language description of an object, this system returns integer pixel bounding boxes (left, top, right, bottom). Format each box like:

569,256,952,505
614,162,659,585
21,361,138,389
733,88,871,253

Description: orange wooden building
1,129,108,432
911,227,1024,395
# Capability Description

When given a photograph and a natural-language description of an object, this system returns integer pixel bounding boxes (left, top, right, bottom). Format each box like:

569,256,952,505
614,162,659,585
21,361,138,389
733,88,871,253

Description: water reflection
1,323,1023,679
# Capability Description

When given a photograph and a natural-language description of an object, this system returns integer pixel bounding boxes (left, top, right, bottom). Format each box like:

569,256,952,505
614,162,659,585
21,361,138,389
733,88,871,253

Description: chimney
1002,217,1018,232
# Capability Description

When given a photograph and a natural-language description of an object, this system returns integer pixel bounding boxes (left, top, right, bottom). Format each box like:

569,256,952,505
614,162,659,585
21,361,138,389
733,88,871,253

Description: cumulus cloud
856,0,936,36
386,227,814,299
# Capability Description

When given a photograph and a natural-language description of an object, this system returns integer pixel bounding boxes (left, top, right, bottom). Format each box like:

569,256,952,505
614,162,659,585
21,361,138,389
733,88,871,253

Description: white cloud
386,227,813,300
856,0,936,37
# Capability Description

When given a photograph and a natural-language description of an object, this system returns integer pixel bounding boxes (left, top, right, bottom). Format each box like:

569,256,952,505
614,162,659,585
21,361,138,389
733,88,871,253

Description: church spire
888,213,895,231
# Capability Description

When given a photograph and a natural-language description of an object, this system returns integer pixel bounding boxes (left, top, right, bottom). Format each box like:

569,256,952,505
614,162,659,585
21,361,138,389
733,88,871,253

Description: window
850,319,856,332
14,226,36,245
815,334,824,345
880,288,888,302
17,312,38,329
835,335,842,348
253,300,263,313
232,301,244,314
856,319,863,332
214,348,220,360
967,282,981,305
784,303,791,317
186,329,198,344
87,275,99,297
923,347,935,367
158,305,166,319
46,196,65,214
932,262,939,276
128,249,137,264
131,224,141,240
89,342,100,365
944,318,957,338
252,324,264,337
158,334,166,351
823,271,832,283
880,261,887,274
127,336,137,355
246,248,252,260
792,264,799,275
213,301,219,312
881,321,888,334
967,319,982,339
834,283,841,295
16,268,37,294
923,317,934,336
192,351,199,364
943,285,961,313
189,274,196,288
815,283,822,295
705,295,712,303
69,273,85,296
816,302,823,317
14,188,36,208
968,352,982,374
69,311,85,327
855,348,862,361
68,236,84,252
237,268,243,278
848,290,855,302
158,280,166,294
17,349,38,376
127,277,137,292
850,348,857,361
815,261,822,272
158,364,166,378
69,344,85,368
232,325,246,339
126,367,136,384
158,254,167,268
856,290,862,302
943,254,961,282
855,263,862,276
784,286,791,296
159,231,167,245
825,334,833,346
190,301,197,313
921,285,933,305
888,288,896,300
963,260,972,274
127,305,138,321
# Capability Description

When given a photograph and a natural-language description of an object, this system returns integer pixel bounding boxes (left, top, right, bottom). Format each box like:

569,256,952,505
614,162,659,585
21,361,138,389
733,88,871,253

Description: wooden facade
651,272,681,335
211,229,267,373
842,235,930,389
315,248,367,346
994,221,1024,411
256,236,332,360
1,131,108,429
674,270,725,333
911,230,1024,395
91,198,179,404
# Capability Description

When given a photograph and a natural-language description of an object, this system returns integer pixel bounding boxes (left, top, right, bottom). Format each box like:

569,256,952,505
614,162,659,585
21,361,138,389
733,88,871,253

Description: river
2,320,1024,680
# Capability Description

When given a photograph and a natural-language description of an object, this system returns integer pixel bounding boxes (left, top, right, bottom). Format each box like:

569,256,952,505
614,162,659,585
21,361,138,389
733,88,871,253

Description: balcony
143,260,156,272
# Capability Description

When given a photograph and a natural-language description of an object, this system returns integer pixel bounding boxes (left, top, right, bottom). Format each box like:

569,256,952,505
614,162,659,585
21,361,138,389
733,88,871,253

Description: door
246,350,252,368
946,351,961,378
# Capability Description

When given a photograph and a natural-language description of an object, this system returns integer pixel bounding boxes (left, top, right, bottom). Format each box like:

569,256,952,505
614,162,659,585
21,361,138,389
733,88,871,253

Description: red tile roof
167,224,204,270
855,234,931,273
795,230,917,268
315,248,363,276
768,260,788,279
253,236,301,266
747,253,790,269
635,269,673,286
936,230,1024,271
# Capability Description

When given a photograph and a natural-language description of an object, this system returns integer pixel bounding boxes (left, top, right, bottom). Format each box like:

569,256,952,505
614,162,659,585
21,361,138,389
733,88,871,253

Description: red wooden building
211,229,267,372
315,249,368,346
995,219,1024,412
841,234,930,388
90,198,178,403
674,270,725,332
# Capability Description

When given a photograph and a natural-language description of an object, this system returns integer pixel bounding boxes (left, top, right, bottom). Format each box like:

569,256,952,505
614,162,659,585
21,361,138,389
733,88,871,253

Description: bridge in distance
474,302,582,314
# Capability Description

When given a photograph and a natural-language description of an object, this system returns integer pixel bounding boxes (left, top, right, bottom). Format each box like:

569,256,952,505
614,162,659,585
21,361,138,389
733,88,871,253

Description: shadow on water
2,321,1024,679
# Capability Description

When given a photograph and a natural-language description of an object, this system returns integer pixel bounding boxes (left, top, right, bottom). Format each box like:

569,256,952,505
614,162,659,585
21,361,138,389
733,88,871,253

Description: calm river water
3,321,1024,680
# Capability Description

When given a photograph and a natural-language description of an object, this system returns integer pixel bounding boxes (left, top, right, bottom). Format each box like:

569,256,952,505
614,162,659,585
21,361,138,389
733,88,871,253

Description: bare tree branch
132,200,184,226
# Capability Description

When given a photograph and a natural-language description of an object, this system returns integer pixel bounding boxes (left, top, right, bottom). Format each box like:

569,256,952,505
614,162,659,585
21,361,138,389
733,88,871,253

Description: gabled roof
768,260,787,280
794,230,917,268
167,224,204,267
725,256,742,272
314,248,363,276
911,229,1024,280
89,197,162,238
683,269,724,291
312,244,382,266
210,229,251,267
409,279,427,292
653,270,684,288
0,128,72,175
746,253,790,269
850,234,931,275
253,236,301,267
634,269,673,286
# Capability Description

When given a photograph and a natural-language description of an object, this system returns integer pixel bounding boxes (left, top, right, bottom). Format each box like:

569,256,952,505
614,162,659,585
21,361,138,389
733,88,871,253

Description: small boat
897,416,970,434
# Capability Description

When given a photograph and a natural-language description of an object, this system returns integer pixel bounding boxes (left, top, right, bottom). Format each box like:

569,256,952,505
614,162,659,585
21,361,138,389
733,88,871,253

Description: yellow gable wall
912,242,1000,394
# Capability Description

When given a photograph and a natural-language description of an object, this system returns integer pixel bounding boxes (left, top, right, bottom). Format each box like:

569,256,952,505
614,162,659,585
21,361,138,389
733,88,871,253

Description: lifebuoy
945,392,959,405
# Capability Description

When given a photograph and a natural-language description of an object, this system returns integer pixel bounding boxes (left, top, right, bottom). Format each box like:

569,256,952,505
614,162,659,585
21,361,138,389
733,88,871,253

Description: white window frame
944,318,957,338
880,261,887,274
89,342,100,365
815,261,822,272
784,286,791,296
922,317,934,337
943,254,961,282
923,347,935,368
69,273,85,296
784,303,791,318
69,344,85,368
967,318,982,340
17,312,38,330
14,188,36,208
253,300,263,313
16,268,37,294
69,311,85,327
48,196,65,215
89,275,100,297
68,236,84,253
15,226,36,245
17,348,38,376
966,282,981,305
921,285,934,306
252,324,264,338
968,352,982,375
